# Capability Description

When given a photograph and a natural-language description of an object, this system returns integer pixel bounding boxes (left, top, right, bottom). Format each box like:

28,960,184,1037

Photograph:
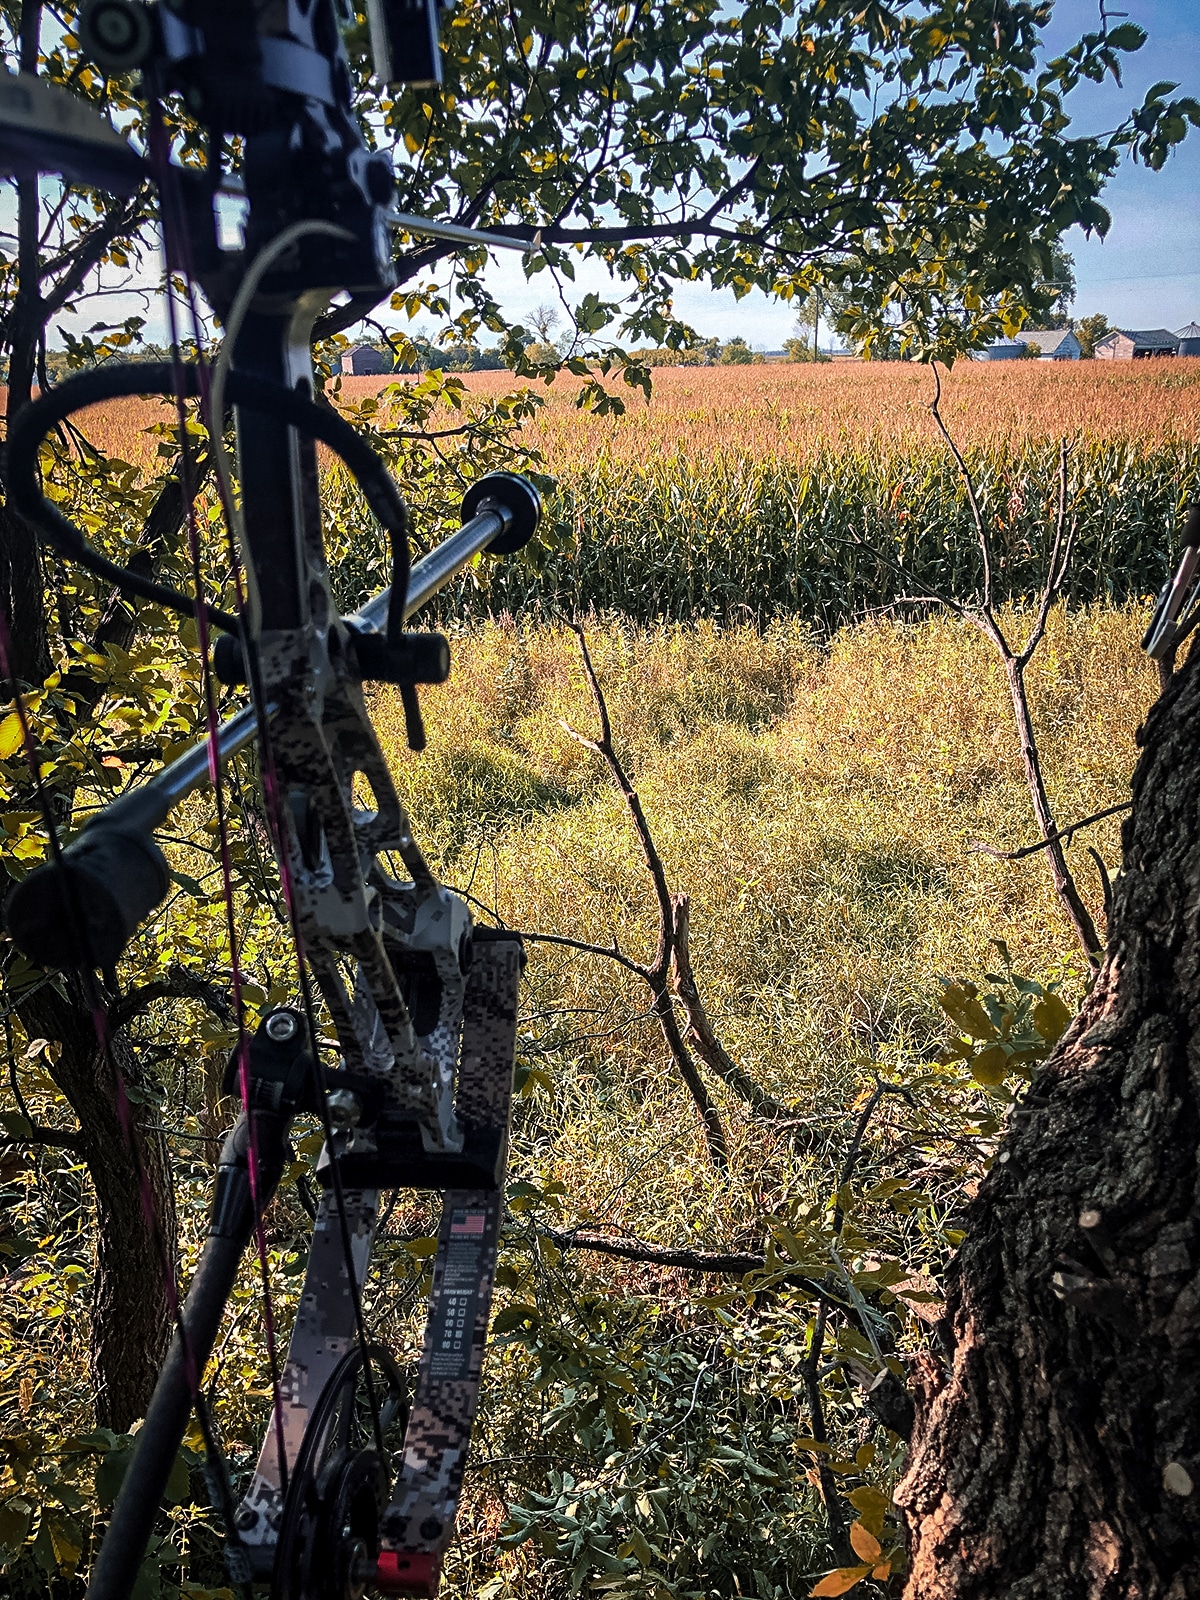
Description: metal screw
327,1088,362,1129
265,1011,299,1043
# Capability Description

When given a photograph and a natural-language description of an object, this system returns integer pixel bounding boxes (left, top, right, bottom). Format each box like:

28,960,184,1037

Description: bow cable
150,157,395,1500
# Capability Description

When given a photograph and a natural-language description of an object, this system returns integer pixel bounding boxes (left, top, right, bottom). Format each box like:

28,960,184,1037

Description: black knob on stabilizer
5,826,170,972
460,472,542,555
79,0,155,72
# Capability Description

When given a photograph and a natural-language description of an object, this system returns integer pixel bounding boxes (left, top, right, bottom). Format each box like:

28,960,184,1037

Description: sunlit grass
371,603,1154,1223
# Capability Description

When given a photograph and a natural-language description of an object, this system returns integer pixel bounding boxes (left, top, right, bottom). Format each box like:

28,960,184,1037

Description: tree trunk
0,0,51,688
897,653,1200,1597
20,983,177,1432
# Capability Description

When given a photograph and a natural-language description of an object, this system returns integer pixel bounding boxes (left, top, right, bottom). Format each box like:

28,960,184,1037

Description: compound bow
0,4,542,1596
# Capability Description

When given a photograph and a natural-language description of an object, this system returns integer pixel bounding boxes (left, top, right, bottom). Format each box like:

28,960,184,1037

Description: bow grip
5,823,170,972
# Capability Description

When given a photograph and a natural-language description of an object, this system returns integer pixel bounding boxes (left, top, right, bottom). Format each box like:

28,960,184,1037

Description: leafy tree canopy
375,0,1197,377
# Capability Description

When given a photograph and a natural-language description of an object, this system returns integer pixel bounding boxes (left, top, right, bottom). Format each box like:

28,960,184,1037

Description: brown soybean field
41,356,1200,469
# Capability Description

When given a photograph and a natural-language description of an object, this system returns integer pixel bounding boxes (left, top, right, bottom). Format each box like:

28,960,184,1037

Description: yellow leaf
940,982,998,1041
848,1484,890,1535
849,1521,882,1563
970,1043,1008,1086
872,1563,892,1580
809,1566,871,1597
0,711,24,759
1033,992,1071,1044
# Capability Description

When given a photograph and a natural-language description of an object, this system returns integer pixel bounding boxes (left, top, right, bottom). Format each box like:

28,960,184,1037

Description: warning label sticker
428,1209,489,1381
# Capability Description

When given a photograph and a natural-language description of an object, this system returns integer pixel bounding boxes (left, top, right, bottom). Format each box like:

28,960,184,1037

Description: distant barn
977,338,1027,361
1177,323,1200,358
1019,329,1081,360
1094,328,1179,360
341,343,388,375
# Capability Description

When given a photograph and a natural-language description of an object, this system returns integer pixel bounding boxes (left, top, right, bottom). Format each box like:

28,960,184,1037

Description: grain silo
1177,323,1200,358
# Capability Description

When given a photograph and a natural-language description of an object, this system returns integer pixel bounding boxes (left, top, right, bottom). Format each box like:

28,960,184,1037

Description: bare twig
970,801,1131,861
928,362,1002,626
517,928,646,978
561,623,729,1167
804,1301,850,1559
671,894,816,1146
533,1227,859,1319
563,623,675,939
557,627,838,1166
800,1079,915,1554
920,369,1103,963
1088,846,1115,933
1018,439,1077,669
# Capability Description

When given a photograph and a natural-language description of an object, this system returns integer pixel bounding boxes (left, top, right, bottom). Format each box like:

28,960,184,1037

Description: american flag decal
450,1211,487,1236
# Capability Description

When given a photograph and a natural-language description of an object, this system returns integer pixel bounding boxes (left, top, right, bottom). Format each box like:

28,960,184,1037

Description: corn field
33,361,1200,627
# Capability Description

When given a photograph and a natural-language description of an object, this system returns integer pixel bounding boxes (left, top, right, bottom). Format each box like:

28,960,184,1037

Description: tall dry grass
371,604,1152,1196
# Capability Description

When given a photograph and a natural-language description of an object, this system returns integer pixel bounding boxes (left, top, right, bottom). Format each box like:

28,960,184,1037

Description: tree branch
562,622,729,1167
109,968,232,1032
1018,438,1077,669
969,801,1131,861
541,1226,765,1275
670,893,816,1147
4,1122,85,1154
518,928,647,978
927,361,1006,643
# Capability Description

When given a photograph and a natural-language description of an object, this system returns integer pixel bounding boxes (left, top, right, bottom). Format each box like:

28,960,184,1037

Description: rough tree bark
18,985,178,1432
897,650,1200,1596
3,462,206,1427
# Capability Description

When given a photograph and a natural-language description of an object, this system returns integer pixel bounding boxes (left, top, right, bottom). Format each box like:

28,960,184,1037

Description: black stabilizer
5,826,170,971
460,472,542,555
85,1106,292,1600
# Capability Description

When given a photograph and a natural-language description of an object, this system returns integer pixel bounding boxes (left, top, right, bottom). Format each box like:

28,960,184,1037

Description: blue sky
1046,0,1199,330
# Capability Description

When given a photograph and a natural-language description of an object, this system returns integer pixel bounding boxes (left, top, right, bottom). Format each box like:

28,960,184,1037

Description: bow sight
0,4,543,1598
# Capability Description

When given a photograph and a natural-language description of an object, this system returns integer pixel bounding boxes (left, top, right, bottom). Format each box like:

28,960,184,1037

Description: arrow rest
0,5,542,1597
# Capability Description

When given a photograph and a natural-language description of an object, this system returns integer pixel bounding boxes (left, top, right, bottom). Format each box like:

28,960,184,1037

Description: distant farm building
1095,328,1179,360
341,343,388,375
978,338,1027,361
1177,323,1200,358
1020,329,1081,360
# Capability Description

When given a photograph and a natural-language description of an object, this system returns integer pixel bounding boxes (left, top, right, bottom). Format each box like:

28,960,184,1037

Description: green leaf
96,1444,134,1509
1033,992,1072,1044
940,982,999,1042
0,1496,33,1553
491,1304,540,1334
164,1448,192,1504
1104,22,1147,52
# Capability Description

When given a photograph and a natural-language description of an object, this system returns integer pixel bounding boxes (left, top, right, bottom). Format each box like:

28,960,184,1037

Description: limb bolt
1163,1462,1194,1497
265,1011,299,1043
327,1088,362,1129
